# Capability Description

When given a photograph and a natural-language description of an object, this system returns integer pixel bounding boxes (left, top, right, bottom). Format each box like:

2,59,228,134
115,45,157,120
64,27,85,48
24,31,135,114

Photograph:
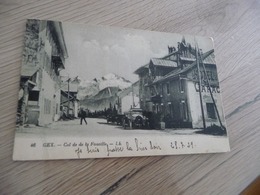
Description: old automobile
123,108,148,129
107,114,124,125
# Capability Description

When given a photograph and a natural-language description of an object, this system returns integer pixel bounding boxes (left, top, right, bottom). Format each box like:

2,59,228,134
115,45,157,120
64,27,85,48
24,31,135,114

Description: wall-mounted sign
191,69,218,82
194,82,220,93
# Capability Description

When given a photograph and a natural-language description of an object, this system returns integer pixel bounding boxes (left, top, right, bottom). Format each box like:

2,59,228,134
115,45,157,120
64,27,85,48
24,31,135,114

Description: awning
21,66,39,77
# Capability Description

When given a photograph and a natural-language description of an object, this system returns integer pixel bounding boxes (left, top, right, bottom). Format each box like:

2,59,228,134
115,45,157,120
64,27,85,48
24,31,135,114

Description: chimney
168,46,176,54
168,45,172,54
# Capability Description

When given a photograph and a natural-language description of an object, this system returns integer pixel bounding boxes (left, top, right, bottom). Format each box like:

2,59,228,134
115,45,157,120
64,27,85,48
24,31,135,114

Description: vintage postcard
13,19,230,160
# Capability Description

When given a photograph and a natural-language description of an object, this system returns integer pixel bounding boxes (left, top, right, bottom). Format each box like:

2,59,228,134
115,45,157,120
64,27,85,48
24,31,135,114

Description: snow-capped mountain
77,80,99,100
78,73,132,100
80,86,121,111
93,73,132,91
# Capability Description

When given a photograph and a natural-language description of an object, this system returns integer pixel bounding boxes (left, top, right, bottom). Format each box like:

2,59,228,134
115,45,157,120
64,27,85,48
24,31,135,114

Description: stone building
19,19,68,126
134,37,225,128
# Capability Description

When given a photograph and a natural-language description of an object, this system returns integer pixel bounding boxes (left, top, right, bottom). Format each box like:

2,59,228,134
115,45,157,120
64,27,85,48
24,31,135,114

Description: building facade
117,81,140,114
134,37,225,129
19,19,68,126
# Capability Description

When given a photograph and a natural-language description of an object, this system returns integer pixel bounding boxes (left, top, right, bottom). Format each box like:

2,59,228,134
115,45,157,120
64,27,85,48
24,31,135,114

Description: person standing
79,108,87,125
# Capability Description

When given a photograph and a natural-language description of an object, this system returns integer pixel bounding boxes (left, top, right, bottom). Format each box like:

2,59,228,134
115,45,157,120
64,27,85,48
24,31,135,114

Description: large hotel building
134,37,225,128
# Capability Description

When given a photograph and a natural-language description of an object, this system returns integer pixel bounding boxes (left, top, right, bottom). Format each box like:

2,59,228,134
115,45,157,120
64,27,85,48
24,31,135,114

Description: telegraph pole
67,78,71,116
195,43,206,129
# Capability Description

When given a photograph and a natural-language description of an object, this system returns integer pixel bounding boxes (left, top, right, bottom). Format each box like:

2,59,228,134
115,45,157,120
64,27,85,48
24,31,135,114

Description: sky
62,22,214,83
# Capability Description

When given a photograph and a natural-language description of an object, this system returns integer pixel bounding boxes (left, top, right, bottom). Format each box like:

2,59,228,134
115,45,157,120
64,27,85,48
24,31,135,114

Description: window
44,98,51,114
180,100,188,121
179,79,185,93
160,84,163,96
28,91,39,101
166,83,170,94
206,103,216,119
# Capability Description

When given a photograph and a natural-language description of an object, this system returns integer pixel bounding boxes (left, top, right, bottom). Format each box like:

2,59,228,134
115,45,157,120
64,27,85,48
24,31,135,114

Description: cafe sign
194,82,220,93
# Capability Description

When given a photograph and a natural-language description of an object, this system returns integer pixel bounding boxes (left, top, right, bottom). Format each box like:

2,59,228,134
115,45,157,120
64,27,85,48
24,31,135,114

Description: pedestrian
79,108,88,125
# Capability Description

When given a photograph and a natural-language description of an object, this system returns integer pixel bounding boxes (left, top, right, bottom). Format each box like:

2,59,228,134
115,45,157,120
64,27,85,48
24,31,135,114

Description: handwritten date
170,141,194,149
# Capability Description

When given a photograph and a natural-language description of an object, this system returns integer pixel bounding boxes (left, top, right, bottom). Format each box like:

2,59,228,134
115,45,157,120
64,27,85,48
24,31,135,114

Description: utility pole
67,78,71,116
195,42,206,130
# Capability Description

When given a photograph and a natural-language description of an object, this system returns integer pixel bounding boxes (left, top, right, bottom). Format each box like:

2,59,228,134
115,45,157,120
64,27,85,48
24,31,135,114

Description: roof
21,65,39,77
134,51,178,74
52,21,68,59
153,49,215,84
134,64,149,74
151,58,178,67
179,52,215,65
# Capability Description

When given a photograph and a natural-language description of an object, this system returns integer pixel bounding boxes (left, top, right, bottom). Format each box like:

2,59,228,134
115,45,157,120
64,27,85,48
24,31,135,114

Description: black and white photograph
13,19,230,160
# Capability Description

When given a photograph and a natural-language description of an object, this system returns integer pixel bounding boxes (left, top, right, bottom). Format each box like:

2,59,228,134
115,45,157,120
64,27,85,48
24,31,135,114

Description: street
14,117,230,161
16,117,203,138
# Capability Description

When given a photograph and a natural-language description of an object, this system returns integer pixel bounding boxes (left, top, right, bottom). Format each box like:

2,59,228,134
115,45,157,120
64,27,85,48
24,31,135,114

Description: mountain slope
80,86,121,111
78,73,132,111
78,73,132,100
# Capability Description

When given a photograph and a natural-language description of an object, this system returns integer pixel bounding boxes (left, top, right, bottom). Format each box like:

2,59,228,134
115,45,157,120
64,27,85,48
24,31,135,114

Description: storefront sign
194,82,220,93
191,69,218,82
